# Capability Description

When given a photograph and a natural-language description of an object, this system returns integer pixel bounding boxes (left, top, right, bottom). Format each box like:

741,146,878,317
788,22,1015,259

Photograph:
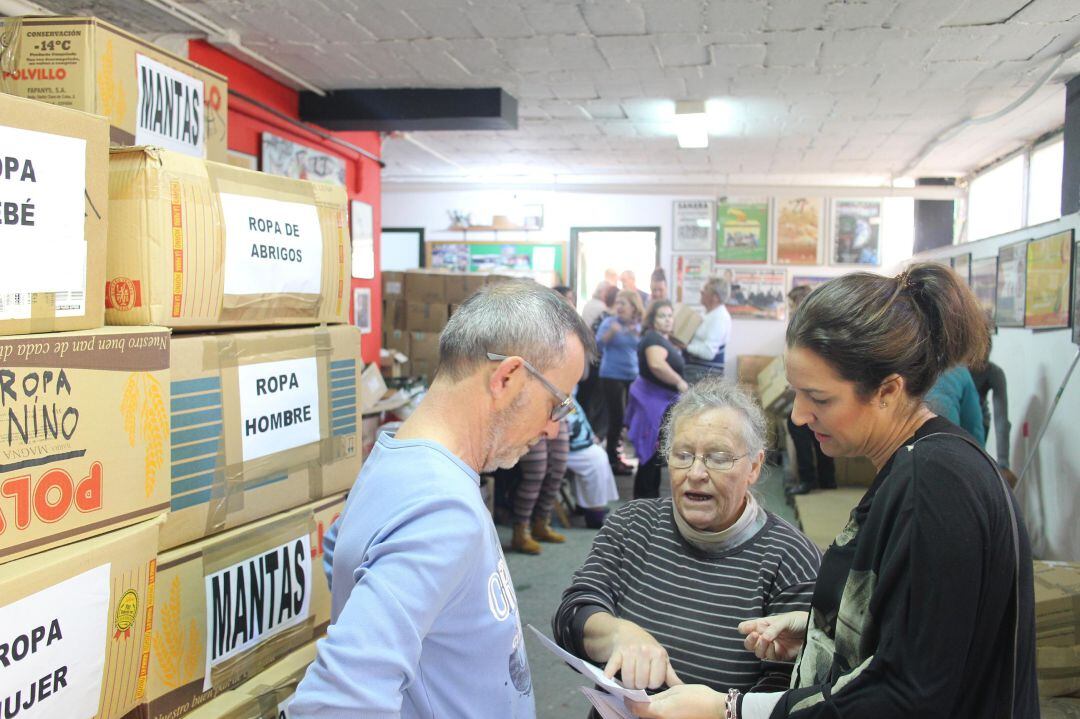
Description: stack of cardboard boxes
381,269,508,379
1,17,361,718
1033,561,1080,700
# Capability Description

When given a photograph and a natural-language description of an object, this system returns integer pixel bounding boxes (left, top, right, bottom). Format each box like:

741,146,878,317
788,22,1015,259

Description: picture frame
674,254,713,308
1025,229,1073,329
970,256,998,324
716,198,770,264
995,240,1028,328
831,199,882,266
351,200,375,279
673,200,714,252
521,204,544,230
790,275,833,293
353,287,372,334
717,266,787,320
261,132,346,185
774,197,824,265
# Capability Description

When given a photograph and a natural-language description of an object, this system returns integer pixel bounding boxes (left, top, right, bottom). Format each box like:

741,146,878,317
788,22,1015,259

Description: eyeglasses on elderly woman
667,451,746,473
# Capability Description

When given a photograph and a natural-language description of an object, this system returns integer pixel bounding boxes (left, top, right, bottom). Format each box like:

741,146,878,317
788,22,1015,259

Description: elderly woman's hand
626,684,724,718
738,611,808,662
605,619,683,690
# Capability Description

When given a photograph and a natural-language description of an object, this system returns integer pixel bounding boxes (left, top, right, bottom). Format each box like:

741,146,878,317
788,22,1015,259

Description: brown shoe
511,523,542,554
531,519,566,543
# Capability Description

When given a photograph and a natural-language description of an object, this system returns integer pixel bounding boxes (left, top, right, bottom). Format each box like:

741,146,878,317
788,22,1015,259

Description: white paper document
527,624,651,705
581,686,637,719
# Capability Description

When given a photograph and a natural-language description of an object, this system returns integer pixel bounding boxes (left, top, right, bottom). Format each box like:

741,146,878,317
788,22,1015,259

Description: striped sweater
553,498,821,693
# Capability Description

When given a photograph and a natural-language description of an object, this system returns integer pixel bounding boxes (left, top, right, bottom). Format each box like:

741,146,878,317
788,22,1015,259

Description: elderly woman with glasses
553,378,821,707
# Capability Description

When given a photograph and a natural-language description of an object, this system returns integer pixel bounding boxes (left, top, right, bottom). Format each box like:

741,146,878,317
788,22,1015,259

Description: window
967,154,1025,241
1027,139,1063,226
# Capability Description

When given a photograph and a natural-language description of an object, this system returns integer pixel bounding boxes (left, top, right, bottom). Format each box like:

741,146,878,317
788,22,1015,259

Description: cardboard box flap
183,642,318,719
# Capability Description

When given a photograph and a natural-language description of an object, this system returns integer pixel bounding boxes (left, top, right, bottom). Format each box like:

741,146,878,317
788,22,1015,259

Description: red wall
188,41,383,363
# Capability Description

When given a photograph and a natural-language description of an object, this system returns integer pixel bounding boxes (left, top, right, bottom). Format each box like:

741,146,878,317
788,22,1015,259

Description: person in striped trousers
511,419,571,554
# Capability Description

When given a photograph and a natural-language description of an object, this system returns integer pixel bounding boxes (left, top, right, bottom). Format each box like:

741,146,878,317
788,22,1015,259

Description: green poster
468,243,565,281
716,198,769,264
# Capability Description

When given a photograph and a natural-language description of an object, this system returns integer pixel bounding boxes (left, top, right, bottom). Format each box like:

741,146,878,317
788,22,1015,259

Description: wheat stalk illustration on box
152,576,202,688
120,373,167,497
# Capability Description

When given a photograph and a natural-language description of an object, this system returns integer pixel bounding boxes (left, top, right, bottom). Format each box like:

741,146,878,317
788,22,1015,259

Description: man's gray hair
703,276,731,304
438,279,597,381
660,377,768,457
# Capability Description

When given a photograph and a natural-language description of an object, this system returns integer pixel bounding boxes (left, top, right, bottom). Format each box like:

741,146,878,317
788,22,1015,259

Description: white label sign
220,193,324,296
203,535,312,690
238,357,321,462
135,54,206,157
0,125,87,294
350,200,374,279
0,564,110,719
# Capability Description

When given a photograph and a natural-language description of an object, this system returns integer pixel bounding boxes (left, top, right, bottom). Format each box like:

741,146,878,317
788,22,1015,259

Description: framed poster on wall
674,254,712,308
832,199,881,266
791,275,833,292
774,197,824,265
351,200,375,279
1073,239,1080,345
716,198,769,264
673,200,714,252
970,256,997,324
261,132,346,185
718,266,787,320
353,287,372,334
995,240,1028,327
1025,230,1073,329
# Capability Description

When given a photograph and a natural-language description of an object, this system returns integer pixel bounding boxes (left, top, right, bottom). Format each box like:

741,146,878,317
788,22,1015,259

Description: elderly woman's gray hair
703,276,732,304
660,377,768,458
438,279,597,381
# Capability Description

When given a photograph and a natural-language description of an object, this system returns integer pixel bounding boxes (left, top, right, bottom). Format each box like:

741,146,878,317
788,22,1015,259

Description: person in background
679,276,732,384
291,280,594,719
554,379,820,706
510,420,572,555
566,397,620,528
579,282,619,442
621,269,651,309
581,281,612,330
925,365,986,445
783,285,835,496
630,264,1038,719
969,336,1011,469
553,284,576,309
605,267,619,287
650,267,668,302
596,290,645,475
627,300,688,499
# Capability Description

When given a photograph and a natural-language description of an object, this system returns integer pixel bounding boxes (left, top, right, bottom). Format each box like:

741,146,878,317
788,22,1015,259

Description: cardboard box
0,16,228,162
383,298,407,331
106,147,350,329
183,642,317,719
162,324,362,550
0,93,108,336
0,326,171,566
1035,561,1080,647
671,304,703,346
382,271,405,298
409,331,440,362
758,355,793,414
1038,644,1080,698
145,495,344,719
445,273,487,304
404,271,446,303
360,362,389,412
834,456,877,487
737,355,775,394
384,329,411,357
406,302,449,332
0,518,160,719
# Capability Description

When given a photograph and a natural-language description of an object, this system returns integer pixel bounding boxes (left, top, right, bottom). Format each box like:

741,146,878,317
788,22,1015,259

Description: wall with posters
188,41,384,363
913,212,1080,562
383,187,917,360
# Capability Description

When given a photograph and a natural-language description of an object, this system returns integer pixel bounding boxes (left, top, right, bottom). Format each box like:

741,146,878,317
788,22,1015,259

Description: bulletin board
425,240,568,285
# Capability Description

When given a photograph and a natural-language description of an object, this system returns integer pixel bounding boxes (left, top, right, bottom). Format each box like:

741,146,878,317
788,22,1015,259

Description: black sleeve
772,439,1005,718
552,505,634,659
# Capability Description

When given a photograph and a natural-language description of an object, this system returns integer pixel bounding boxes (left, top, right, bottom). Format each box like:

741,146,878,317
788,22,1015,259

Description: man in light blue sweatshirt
290,280,595,719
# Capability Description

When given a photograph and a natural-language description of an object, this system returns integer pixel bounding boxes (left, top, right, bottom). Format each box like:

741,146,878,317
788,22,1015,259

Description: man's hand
604,620,683,690
738,611,809,662
626,684,724,718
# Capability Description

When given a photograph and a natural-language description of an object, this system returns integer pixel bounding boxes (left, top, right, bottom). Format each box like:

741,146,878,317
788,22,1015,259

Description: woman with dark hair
596,290,645,475
630,263,1038,719
626,300,688,498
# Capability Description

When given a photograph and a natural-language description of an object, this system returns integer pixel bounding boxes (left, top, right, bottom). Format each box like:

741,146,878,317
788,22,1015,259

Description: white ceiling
27,0,1080,186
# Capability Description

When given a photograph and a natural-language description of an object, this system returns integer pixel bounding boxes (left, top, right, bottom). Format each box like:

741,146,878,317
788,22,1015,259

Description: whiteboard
381,228,423,271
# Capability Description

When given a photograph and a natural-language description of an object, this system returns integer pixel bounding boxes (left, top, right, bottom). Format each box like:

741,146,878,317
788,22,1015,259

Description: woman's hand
738,611,809,662
676,379,689,393
626,685,724,718
605,620,683,690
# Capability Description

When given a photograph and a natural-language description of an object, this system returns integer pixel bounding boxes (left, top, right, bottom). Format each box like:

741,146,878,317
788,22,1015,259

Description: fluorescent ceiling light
675,101,708,149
